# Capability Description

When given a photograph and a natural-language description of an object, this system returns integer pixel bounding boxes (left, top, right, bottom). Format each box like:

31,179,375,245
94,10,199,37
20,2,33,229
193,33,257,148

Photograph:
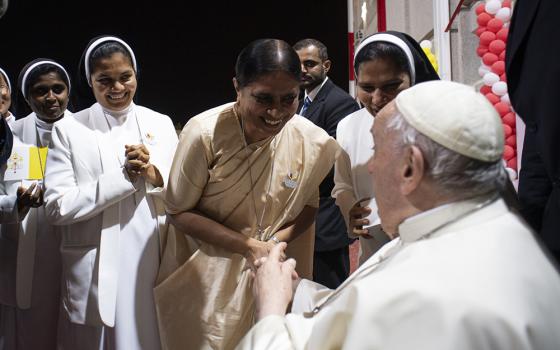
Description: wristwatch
269,236,281,244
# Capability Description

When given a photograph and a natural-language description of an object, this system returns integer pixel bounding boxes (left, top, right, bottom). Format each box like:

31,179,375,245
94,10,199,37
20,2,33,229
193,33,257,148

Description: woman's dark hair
88,41,135,76
14,59,71,117
235,39,301,88
354,41,410,78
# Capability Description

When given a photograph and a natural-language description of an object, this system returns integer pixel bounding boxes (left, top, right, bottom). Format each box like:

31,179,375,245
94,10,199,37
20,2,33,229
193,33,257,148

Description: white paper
4,146,30,181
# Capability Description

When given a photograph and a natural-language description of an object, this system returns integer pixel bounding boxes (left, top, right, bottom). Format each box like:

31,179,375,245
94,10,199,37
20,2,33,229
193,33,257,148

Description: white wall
353,0,480,84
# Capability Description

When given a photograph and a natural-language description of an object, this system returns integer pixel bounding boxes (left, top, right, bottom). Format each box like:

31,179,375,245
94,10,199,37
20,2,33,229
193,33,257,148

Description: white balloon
420,40,432,50
495,7,511,22
492,81,508,96
501,93,510,104
478,64,491,77
483,72,500,86
485,0,501,14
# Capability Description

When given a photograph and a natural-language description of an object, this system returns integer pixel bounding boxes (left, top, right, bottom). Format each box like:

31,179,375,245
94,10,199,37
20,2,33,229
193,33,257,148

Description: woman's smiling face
356,58,411,117
234,71,300,144
27,71,69,122
90,52,137,111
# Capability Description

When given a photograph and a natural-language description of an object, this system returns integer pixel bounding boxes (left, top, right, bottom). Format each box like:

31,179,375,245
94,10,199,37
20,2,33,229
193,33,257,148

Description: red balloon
477,47,489,57
503,124,513,137
491,60,505,75
476,3,486,15
506,135,517,147
480,85,492,95
500,73,507,82
475,26,487,37
489,40,506,55
496,27,509,42
480,31,496,46
499,50,506,61
487,18,504,33
486,93,500,105
503,145,515,160
502,0,512,9
507,157,517,170
495,102,511,116
478,13,492,27
482,52,499,66
502,112,516,126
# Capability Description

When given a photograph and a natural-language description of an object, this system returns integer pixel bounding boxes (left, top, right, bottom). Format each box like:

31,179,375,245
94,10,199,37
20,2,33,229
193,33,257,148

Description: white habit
0,112,69,350
237,198,560,350
333,108,387,264
44,103,178,350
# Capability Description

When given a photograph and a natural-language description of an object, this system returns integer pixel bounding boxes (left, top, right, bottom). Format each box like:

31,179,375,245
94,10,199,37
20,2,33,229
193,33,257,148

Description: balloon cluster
420,40,439,73
475,0,517,176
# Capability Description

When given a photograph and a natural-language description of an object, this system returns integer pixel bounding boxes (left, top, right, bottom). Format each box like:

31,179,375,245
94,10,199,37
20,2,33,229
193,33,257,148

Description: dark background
0,0,351,126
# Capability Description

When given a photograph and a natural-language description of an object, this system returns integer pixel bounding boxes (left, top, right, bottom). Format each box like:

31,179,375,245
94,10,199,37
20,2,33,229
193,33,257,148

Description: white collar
102,102,135,120
398,196,499,243
305,76,329,102
35,115,56,131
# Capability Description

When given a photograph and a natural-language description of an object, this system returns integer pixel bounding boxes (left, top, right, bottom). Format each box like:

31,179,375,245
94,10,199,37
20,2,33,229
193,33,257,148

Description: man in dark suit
506,0,560,264
294,39,359,288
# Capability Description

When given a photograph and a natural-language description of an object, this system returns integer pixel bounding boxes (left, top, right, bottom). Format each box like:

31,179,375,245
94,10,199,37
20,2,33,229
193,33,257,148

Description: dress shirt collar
304,76,329,102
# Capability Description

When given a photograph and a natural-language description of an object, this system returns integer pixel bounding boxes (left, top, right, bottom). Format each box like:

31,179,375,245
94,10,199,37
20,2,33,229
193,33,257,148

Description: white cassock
237,198,560,350
0,112,70,350
44,103,178,350
333,108,389,265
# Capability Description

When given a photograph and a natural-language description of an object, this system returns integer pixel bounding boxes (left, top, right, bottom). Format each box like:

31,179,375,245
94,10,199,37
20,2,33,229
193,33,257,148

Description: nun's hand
349,199,373,238
125,144,163,187
16,183,43,218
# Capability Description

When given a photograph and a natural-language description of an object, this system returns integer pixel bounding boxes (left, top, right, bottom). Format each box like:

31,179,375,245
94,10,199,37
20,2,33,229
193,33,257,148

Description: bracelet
268,236,281,244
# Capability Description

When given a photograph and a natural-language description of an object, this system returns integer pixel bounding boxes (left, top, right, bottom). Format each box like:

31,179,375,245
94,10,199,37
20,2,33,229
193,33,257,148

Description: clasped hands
250,242,300,321
124,144,163,187
17,182,43,217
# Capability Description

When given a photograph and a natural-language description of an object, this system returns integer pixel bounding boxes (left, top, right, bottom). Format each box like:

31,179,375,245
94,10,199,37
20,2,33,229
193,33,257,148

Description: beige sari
154,103,339,349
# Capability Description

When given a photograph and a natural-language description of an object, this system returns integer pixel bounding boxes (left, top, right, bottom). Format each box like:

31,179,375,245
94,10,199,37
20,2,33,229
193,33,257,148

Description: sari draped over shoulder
155,103,340,349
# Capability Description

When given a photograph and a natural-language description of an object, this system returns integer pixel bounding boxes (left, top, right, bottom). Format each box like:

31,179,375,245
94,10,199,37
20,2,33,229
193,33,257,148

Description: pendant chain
237,106,276,240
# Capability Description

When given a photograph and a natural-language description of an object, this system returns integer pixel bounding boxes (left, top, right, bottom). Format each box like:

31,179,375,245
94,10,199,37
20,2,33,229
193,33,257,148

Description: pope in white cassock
237,80,560,350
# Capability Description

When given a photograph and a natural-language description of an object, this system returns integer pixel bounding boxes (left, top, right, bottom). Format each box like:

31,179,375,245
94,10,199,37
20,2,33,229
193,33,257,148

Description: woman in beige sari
155,39,340,349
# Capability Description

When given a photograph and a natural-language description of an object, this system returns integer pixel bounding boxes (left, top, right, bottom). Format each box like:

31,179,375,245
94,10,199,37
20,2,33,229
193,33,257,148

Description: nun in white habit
0,59,72,350
0,68,16,128
333,31,439,265
44,36,178,350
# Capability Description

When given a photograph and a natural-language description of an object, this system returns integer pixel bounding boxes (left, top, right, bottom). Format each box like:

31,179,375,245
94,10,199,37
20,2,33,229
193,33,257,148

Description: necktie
300,96,311,116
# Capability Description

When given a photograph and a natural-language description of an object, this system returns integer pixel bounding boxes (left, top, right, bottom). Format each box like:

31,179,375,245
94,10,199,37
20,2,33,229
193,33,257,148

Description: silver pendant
283,175,297,189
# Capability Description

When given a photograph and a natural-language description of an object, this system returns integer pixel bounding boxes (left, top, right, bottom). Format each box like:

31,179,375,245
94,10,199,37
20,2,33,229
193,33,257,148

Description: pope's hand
252,242,298,321
125,144,163,187
349,198,373,238
244,238,284,271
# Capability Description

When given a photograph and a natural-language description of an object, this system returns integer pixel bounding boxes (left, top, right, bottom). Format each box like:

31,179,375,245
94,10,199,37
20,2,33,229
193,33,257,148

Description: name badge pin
283,173,297,189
